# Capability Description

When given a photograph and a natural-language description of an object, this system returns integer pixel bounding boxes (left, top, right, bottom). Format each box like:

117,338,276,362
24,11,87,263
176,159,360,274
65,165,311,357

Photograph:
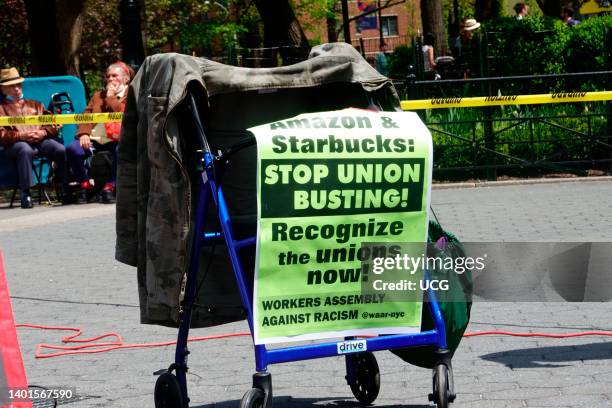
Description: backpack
390,221,473,368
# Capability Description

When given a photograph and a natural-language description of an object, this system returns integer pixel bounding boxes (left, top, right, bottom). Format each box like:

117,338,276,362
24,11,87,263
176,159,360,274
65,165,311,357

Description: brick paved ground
0,180,611,408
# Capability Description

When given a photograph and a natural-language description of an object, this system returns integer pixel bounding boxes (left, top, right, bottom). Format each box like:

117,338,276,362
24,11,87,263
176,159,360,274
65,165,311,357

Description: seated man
0,67,69,209
451,18,481,79
67,61,133,204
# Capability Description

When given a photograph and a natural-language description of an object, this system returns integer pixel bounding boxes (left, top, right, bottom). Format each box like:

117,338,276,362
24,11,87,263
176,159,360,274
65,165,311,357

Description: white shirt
423,45,434,71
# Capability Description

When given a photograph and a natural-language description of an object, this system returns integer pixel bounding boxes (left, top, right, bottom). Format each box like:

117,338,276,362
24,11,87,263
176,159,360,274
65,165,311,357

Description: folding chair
3,91,73,208
8,152,54,208
49,92,75,115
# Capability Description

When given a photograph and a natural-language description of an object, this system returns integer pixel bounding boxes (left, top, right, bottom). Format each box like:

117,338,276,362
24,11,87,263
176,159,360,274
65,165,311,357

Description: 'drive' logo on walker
337,339,367,355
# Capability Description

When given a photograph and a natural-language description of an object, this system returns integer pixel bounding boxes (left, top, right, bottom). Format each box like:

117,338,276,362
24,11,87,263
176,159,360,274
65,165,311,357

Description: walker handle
218,133,256,161
187,92,211,155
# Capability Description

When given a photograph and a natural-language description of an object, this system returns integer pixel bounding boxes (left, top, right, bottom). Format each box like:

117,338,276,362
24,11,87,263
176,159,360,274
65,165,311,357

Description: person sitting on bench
0,67,69,209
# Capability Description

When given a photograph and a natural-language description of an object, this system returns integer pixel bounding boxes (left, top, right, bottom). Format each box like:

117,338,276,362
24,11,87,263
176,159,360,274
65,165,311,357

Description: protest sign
250,108,433,344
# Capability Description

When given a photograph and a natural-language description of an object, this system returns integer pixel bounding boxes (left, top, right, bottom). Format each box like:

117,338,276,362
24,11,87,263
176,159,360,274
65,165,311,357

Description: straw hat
463,19,481,31
0,67,25,86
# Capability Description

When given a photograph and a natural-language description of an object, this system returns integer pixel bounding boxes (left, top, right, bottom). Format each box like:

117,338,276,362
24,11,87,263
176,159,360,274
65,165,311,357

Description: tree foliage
564,13,612,74
73,0,260,90
2,0,296,83
442,0,475,37
6,0,605,95
80,0,122,91
291,0,338,44
483,13,611,90
144,0,248,55
387,44,416,78
0,0,31,74
484,15,570,76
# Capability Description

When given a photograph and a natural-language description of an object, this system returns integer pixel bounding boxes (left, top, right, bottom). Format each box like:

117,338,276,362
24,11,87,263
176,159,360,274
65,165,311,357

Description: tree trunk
327,15,338,43
138,0,147,54
253,0,311,66
24,0,87,76
326,0,339,43
56,0,86,75
377,0,384,48
420,0,447,56
119,0,146,68
23,0,62,76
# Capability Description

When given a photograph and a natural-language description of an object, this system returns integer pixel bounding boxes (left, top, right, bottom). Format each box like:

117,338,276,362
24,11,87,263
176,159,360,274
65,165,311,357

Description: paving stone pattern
0,181,610,407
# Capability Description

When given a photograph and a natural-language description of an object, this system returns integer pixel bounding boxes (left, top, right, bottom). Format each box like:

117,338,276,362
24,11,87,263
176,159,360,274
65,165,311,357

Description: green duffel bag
390,221,473,369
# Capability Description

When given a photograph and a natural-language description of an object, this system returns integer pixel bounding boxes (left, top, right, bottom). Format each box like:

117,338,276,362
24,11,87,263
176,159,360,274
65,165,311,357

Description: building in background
352,0,420,62
304,1,421,64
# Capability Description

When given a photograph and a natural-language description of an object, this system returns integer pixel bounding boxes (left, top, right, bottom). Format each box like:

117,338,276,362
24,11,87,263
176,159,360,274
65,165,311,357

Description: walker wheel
431,364,449,408
346,352,380,405
154,372,186,408
240,387,265,408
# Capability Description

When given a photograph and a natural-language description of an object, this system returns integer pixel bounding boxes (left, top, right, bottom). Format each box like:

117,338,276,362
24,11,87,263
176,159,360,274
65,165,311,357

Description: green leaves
483,13,611,85
564,14,612,74
145,0,256,57
0,0,30,74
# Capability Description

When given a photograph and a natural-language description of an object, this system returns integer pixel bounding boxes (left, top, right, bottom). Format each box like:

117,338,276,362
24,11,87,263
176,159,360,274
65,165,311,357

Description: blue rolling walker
154,94,456,408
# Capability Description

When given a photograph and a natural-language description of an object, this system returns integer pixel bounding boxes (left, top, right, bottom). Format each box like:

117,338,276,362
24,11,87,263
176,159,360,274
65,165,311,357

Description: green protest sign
250,108,432,344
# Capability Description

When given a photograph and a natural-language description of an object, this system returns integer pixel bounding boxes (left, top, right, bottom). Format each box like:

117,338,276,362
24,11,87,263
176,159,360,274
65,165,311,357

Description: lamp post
377,0,384,48
355,32,365,58
204,0,229,13
119,0,145,69
341,0,351,44
204,0,239,65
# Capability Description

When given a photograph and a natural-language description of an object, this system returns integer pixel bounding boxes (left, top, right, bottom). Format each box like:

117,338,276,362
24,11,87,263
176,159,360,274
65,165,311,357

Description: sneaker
59,185,77,205
101,182,116,204
76,190,88,204
81,180,94,190
102,182,115,193
76,180,94,204
101,188,115,204
20,193,33,209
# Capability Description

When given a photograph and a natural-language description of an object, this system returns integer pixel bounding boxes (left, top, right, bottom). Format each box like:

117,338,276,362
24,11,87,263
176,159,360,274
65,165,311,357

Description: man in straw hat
451,18,481,78
0,67,69,208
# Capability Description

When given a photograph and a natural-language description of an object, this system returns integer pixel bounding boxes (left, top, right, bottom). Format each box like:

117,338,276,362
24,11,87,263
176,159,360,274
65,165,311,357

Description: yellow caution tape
0,112,123,126
401,91,612,110
1,91,610,123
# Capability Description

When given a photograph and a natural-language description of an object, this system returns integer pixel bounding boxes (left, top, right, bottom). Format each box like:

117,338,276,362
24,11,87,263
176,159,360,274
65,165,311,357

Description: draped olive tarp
116,43,400,328
116,42,470,365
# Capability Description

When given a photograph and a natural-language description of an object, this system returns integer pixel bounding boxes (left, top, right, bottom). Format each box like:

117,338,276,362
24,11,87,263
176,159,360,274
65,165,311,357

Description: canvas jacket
116,43,401,327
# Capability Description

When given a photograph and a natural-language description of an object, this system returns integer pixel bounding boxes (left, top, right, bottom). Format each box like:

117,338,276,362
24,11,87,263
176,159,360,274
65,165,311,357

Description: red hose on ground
464,330,612,338
16,324,250,359
15,324,612,359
